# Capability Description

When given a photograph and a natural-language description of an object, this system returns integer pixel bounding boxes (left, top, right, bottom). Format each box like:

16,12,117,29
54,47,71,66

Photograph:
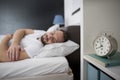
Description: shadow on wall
0,0,64,34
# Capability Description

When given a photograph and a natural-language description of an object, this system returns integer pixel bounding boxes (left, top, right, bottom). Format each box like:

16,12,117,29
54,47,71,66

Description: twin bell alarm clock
93,33,118,58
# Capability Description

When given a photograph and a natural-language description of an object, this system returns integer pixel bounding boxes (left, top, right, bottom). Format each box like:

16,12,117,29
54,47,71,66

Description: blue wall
0,0,64,34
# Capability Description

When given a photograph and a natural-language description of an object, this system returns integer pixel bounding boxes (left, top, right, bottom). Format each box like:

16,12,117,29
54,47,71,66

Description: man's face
41,30,64,45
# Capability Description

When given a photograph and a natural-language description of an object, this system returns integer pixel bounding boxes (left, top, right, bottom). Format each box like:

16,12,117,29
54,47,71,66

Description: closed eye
51,37,57,43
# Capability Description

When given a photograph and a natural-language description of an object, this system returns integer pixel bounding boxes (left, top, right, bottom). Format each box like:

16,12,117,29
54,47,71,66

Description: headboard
64,25,80,80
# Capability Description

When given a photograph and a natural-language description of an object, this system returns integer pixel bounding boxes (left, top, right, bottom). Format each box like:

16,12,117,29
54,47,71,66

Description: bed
0,25,80,80
0,57,72,80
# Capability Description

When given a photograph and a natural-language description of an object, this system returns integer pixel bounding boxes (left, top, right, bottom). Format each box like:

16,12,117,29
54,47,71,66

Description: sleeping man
0,29,68,62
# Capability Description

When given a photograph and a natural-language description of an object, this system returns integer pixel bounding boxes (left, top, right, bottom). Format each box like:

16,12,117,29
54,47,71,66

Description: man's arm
7,29,34,61
12,29,34,45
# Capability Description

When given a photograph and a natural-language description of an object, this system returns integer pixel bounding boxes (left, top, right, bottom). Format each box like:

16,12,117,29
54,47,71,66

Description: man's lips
43,35,48,42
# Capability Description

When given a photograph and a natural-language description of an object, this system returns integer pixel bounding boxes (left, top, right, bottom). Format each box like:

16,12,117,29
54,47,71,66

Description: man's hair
59,29,69,42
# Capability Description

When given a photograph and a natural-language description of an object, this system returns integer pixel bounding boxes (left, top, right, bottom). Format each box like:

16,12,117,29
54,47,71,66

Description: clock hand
96,45,103,49
98,39,104,48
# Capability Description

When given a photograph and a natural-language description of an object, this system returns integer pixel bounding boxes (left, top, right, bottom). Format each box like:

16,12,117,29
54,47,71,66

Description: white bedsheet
0,57,69,79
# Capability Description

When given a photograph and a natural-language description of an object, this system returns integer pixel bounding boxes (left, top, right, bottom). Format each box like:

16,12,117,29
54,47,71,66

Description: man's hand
7,44,21,61
7,29,33,61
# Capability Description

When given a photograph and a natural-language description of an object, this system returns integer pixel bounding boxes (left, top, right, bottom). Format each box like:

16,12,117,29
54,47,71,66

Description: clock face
94,36,111,56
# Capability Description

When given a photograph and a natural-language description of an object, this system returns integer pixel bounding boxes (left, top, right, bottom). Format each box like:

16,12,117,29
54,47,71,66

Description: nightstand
84,54,120,80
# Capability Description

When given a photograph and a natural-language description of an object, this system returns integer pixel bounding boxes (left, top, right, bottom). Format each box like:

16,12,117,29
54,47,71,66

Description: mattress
0,57,70,79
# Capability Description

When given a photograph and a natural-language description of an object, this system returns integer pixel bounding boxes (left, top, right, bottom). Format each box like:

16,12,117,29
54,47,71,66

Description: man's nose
47,34,52,39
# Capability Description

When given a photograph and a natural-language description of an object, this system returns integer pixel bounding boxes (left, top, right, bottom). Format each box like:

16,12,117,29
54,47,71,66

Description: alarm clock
93,33,118,58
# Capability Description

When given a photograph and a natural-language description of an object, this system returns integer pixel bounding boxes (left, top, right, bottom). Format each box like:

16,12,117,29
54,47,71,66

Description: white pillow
47,24,60,32
34,40,79,58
